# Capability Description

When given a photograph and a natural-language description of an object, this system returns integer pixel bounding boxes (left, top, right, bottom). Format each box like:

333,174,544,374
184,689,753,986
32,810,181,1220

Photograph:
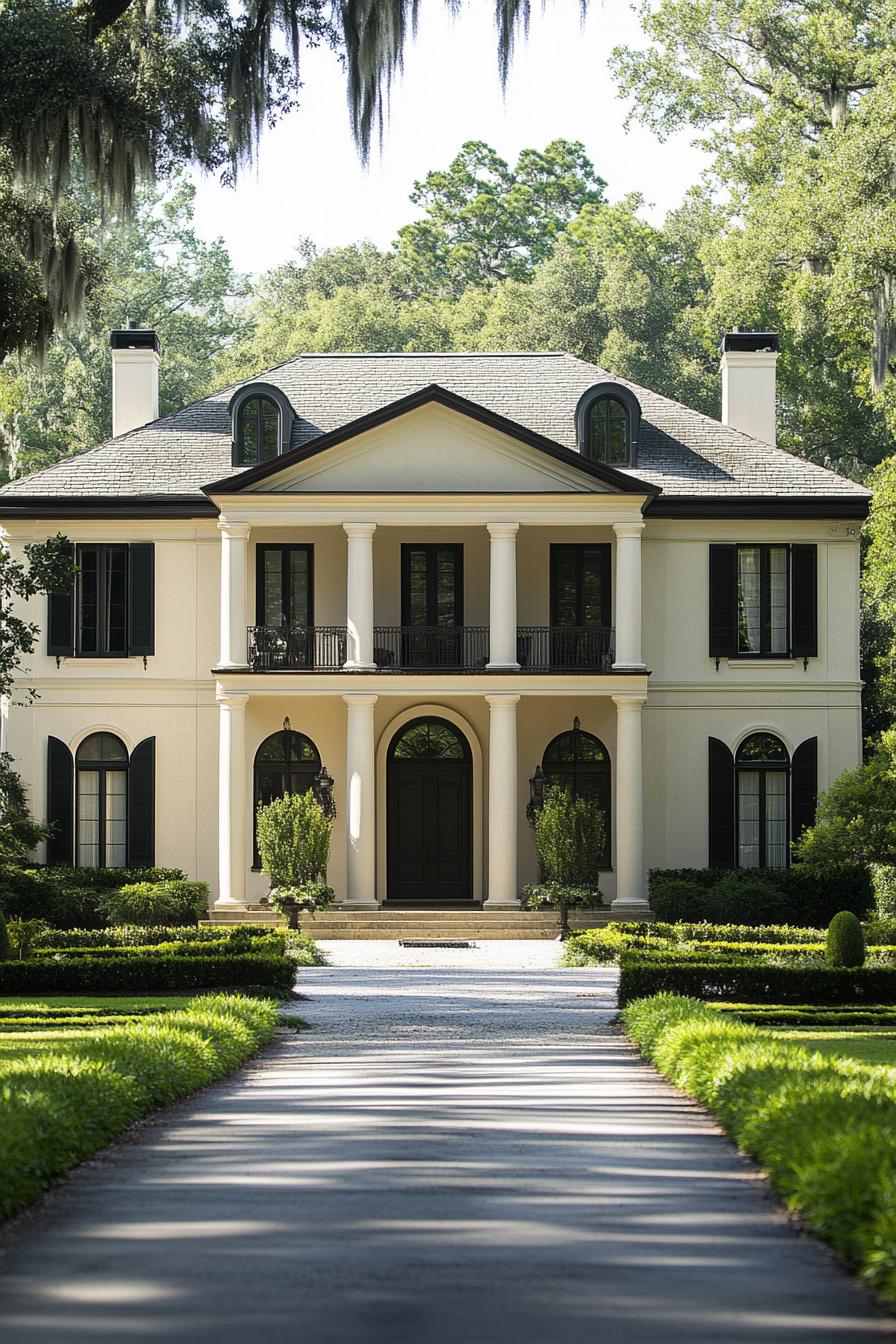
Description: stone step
203,904,651,938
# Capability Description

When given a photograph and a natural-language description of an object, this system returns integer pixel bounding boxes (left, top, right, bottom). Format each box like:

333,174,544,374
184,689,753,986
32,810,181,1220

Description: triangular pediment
204,385,658,498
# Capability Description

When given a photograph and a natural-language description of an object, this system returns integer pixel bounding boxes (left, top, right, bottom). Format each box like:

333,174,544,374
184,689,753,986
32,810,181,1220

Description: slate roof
0,352,870,510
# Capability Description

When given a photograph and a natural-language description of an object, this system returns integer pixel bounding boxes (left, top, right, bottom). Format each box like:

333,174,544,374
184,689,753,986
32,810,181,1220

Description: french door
549,544,611,668
400,544,463,668
256,544,314,665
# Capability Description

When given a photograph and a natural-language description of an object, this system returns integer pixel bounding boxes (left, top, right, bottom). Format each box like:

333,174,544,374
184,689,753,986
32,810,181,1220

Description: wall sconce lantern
527,763,545,824
314,764,336,819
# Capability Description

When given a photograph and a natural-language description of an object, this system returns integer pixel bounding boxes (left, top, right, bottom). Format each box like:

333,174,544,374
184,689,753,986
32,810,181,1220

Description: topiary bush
99,880,210,927
826,910,866,969
648,865,871,926
0,866,187,929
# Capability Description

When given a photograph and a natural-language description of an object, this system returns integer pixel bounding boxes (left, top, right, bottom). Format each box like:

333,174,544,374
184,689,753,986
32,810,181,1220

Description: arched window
76,732,128,868
253,729,321,866
542,721,611,867
736,733,790,869
229,382,295,467
389,718,470,761
236,396,279,466
575,383,641,467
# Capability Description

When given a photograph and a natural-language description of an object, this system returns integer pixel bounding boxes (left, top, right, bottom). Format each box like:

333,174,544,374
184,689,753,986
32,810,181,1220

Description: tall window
257,545,313,628
736,733,790,869
737,545,789,656
253,730,320,866
76,732,128,868
542,722,611,868
77,544,128,655
587,396,630,466
237,396,279,466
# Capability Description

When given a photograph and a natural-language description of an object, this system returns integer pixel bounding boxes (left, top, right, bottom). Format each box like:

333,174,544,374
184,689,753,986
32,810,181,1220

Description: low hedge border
33,935,286,960
35,925,279,948
0,953,295,994
617,957,896,1007
0,993,279,1218
623,993,896,1304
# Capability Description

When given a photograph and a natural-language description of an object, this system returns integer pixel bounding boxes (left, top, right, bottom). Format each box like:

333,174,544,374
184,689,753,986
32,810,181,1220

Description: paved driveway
0,946,892,1343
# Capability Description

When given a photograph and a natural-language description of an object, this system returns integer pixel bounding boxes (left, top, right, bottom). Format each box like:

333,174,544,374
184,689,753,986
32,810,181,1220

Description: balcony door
256,544,313,667
550,544,611,669
400,544,463,668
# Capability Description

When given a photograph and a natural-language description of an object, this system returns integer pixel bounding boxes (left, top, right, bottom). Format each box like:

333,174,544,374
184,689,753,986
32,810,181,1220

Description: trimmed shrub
0,866,187,929
99,881,210,927
33,934,287,959
827,911,866,969
622,994,896,1304
35,924,280,949
648,864,871,925
0,994,278,1217
616,956,896,1007
0,952,295,994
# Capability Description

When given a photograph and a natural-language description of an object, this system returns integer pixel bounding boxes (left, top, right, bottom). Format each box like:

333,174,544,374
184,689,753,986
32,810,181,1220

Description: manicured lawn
0,993,280,1218
773,1028,896,1068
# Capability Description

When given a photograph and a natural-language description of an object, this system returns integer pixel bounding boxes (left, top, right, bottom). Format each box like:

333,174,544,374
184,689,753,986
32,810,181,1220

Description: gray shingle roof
0,352,870,504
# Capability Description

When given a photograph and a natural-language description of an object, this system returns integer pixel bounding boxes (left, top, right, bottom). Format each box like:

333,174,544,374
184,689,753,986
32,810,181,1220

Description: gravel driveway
0,943,891,1343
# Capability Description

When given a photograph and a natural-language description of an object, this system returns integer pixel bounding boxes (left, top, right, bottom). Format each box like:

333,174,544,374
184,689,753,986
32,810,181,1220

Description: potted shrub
256,791,334,930
524,783,605,934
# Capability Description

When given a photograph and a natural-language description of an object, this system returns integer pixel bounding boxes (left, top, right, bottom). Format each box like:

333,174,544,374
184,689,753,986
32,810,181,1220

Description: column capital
613,520,645,539
217,520,251,539
216,690,250,708
612,693,647,711
343,692,379,708
343,521,377,539
485,693,521,709
486,521,520,538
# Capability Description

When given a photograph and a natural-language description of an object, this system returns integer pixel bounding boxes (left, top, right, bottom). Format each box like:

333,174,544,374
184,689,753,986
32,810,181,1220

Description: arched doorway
387,717,473,905
542,720,612,868
252,729,321,867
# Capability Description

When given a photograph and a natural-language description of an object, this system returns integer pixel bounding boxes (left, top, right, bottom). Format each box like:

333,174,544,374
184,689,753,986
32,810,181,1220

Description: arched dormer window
575,383,641,468
229,383,295,467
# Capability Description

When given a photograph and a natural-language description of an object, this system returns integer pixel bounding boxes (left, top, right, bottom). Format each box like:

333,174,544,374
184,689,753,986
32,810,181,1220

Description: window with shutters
735,733,790,869
49,543,154,659
76,733,128,868
709,543,817,661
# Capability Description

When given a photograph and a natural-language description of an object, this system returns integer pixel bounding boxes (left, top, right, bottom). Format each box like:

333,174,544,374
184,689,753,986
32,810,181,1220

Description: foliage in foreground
525,783,605,914
0,993,278,1218
623,994,896,1303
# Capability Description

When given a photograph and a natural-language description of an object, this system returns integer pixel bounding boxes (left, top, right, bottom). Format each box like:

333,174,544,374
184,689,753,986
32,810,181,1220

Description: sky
187,0,709,277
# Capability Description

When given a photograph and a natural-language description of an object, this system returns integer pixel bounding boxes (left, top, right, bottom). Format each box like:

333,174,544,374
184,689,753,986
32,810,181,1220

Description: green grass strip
0,993,279,1219
623,993,896,1305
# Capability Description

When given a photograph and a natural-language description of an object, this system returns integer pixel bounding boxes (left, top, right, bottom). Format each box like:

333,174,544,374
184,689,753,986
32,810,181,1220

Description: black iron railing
247,625,347,671
373,626,490,672
517,626,615,672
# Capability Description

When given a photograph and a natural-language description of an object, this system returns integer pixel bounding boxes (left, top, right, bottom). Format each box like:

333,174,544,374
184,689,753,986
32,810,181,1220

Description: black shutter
128,543,155,657
128,736,155,867
47,736,73,864
708,737,736,868
791,736,818,844
791,544,818,658
47,542,75,657
709,544,737,658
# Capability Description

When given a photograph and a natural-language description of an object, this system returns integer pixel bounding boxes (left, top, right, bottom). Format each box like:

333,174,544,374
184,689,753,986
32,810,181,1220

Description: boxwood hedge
623,993,896,1304
648,865,872,925
617,956,896,1007
0,994,279,1217
0,953,295,994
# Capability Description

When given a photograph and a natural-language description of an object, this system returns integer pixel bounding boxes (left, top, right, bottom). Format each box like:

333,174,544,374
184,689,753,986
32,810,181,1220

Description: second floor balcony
247,624,616,674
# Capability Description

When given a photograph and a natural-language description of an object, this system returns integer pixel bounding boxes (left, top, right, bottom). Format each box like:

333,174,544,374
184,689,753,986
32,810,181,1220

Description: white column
613,521,646,671
215,692,249,908
485,693,520,906
612,694,647,910
218,521,250,670
344,523,377,670
344,693,378,906
486,522,520,670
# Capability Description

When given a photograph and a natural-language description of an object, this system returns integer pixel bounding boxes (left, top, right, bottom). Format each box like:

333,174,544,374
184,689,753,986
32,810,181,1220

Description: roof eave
645,494,870,520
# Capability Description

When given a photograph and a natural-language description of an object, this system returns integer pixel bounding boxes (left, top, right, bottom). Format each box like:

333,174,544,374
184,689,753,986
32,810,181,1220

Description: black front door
387,718,473,904
401,544,463,668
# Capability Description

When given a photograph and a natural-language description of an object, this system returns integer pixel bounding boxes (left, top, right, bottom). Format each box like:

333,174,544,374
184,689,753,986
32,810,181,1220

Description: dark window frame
541,725,612,870
734,733,791,869
549,543,612,629
575,383,641,467
400,544,464,628
76,543,129,658
252,729,321,868
255,544,314,629
235,395,280,467
734,543,792,659
75,732,129,869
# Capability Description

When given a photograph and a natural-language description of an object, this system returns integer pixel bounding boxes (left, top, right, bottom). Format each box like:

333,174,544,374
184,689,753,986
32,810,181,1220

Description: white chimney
720,330,779,445
111,323,160,437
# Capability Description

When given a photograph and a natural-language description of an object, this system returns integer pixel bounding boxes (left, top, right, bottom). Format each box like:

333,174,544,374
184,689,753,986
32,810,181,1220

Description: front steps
205,905,652,939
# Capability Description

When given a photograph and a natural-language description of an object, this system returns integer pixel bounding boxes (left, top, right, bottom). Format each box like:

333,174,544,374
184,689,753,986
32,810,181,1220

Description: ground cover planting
0,993,280,1218
623,992,896,1306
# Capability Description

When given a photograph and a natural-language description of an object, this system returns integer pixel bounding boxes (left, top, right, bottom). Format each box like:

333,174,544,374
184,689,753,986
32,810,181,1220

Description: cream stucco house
0,333,870,917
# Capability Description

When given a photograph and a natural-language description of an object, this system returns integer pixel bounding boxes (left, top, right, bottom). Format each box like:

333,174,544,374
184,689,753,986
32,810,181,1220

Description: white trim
68,723,136,755
731,725,794,757
376,703,484,906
